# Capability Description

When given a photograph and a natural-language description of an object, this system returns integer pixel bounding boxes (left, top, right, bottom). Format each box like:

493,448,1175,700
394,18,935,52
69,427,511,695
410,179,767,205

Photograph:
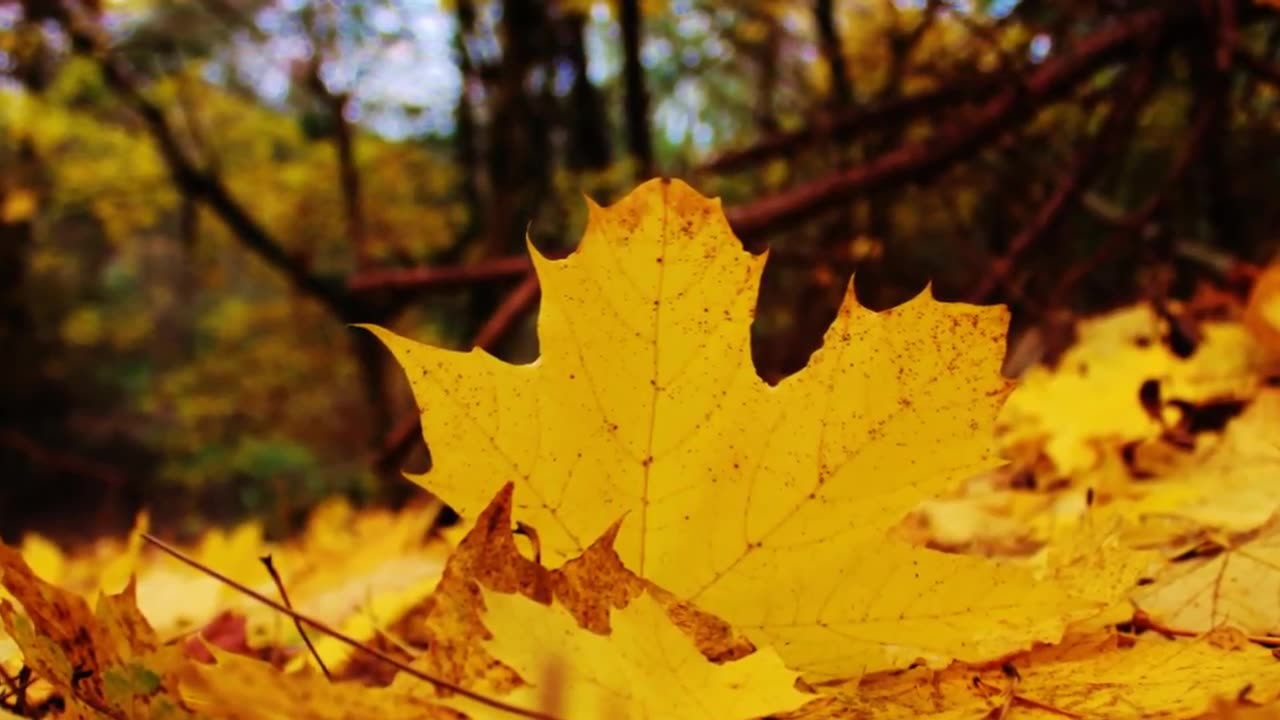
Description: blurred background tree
1,0,1277,541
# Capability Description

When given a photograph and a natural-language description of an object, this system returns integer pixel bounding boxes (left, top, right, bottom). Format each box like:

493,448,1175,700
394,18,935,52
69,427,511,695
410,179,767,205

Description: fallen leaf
1168,389,1280,534
374,483,756,696
0,543,193,718
464,589,809,720
1134,515,1280,636
998,304,1263,482
135,497,443,666
806,632,1280,719
179,649,454,720
372,179,1107,678
1245,263,1280,357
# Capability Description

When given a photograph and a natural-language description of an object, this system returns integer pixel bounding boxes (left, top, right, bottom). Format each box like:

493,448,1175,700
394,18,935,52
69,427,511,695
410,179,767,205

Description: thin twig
142,534,559,720
259,554,330,681
700,77,1004,173
0,664,21,706
0,428,125,488
349,256,534,295
723,6,1182,240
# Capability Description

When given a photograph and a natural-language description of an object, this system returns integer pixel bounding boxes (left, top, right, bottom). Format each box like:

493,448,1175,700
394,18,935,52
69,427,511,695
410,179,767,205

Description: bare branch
1045,101,1215,309
54,1,350,316
298,11,369,269
348,255,534,295
723,7,1177,241
0,428,125,488
968,47,1162,303
814,0,852,106
470,271,540,349
700,77,1003,173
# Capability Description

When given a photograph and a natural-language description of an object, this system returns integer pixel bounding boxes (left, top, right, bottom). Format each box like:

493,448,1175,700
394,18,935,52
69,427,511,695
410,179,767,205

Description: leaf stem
259,554,330,681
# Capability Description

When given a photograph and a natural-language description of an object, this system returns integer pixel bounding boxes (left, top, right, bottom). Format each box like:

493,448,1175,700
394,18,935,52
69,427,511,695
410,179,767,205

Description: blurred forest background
2,0,1279,543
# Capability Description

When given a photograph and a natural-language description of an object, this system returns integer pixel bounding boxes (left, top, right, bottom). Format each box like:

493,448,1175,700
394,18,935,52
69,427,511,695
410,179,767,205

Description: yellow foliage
59,306,105,347
999,304,1264,479
1106,389,1280,539
0,189,36,223
10,177,1280,718
469,590,807,720
372,179,1116,678
830,631,1280,719
0,545,191,718
1134,515,1280,636
1246,263,1280,356
180,650,449,720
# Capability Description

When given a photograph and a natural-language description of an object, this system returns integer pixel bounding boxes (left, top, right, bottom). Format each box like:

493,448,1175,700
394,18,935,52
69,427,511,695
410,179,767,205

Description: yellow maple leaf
1166,389,1280,534
371,179,1101,677
998,304,1263,481
1133,516,1280,636
458,589,809,720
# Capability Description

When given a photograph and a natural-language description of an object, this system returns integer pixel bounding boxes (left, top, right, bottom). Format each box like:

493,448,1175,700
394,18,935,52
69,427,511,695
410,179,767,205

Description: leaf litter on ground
5,179,1280,718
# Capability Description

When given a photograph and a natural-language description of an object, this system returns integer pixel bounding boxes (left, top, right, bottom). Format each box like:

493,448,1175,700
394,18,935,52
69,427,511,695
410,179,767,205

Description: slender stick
142,534,558,720
259,554,331,680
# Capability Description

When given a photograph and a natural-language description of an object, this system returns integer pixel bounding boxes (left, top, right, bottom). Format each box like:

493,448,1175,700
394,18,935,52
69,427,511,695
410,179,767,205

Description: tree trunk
561,11,612,170
619,0,653,177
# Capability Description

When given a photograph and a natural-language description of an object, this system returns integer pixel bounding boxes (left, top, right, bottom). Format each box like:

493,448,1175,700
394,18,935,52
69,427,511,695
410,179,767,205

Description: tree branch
619,0,654,177
723,7,1180,241
1194,0,1239,251
348,255,533,295
0,428,125,488
314,66,367,269
967,45,1162,303
1045,101,1213,309
55,1,350,317
298,10,369,270
701,77,1003,173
